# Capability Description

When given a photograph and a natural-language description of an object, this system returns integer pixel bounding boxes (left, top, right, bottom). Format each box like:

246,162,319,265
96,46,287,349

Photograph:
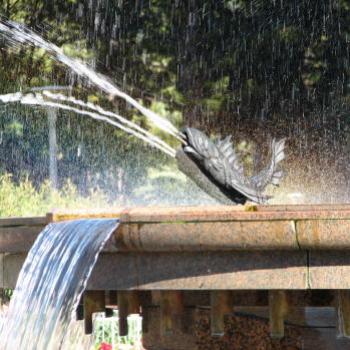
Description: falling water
0,218,119,349
0,20,183,142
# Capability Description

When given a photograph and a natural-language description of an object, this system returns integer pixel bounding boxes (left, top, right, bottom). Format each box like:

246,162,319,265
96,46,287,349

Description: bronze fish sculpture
176,127,285,205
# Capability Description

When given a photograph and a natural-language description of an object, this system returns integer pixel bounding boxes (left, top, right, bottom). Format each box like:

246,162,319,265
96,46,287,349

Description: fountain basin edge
0,205,349,290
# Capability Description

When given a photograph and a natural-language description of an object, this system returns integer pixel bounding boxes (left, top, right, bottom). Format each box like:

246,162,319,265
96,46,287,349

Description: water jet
0,6,349,349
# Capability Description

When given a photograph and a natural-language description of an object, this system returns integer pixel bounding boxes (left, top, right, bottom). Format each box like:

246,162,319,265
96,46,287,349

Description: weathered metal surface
176,127,286,205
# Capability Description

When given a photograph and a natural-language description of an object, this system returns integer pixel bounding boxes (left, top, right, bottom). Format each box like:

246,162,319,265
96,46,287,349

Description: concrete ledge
115,220,298,251
0,205,350,290
1,205,350,252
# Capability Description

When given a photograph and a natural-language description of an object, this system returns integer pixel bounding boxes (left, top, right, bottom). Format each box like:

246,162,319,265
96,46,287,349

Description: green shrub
94,312,142,350
0,173,111,217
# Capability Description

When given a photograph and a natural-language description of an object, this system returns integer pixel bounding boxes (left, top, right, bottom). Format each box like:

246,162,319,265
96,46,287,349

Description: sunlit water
0,18,182,157
0,91,176,157
0,20,182,142
1,20,345,205
0,19,185,158
0,219,119,349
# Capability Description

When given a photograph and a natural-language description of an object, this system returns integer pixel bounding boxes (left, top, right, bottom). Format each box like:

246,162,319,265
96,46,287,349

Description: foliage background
0,0,349,215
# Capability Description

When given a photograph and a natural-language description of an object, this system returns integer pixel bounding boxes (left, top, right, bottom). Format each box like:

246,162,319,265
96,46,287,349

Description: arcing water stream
0,21,166,349
0,91,176,157
0,18,197,349
0,20,183,142
0,219,119,349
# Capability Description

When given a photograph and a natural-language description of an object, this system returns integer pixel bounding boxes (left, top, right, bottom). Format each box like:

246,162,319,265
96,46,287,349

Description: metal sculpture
176,127,285,204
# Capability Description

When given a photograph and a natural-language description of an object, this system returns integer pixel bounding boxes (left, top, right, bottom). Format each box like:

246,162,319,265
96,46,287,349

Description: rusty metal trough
1,204,350,348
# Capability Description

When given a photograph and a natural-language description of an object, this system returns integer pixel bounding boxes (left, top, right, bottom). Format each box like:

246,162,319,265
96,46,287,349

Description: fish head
181,127,217,161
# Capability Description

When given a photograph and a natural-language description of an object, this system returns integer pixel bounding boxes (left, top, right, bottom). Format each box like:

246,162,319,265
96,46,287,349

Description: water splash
0,91,176,157
0,20,184,142
0,219,119,349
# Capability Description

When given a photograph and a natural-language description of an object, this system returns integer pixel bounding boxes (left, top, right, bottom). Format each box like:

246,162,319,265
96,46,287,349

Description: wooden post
210,291,233,336
83,290,105,334
105,290,118,318
106,290,118,305
118,291,140,337
337,290,350,338
141,305,149,333
269,290,288,339
160,291,184,335
140,290,154,334
76,296,84,321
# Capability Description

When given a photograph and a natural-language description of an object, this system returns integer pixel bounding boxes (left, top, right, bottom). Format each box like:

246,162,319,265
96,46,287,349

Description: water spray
0,91,176,157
